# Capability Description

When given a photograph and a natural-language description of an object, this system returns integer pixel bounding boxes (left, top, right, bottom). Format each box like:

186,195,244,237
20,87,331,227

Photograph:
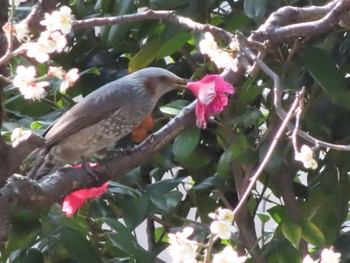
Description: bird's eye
158,75,169,82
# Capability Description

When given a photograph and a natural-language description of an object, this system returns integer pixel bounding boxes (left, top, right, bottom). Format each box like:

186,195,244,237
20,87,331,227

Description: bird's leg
81,156,99,182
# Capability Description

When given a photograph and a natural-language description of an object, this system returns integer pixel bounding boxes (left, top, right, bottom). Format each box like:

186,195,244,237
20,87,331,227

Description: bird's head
132,67,188,100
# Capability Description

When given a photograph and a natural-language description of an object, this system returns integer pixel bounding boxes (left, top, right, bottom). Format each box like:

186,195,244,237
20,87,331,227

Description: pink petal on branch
62,182,108,217
62,162,105,217
187,75,234,128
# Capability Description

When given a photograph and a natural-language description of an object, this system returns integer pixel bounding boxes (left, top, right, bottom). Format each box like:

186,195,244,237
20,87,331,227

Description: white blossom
48,66,65,78
209,208,234,222
199,32,235,69
41,6,73,34
302,255,316,263
295,145,318,170
302,248,341,263
26,31,56,63
217,208,234,222
50,31,67,52
13,65,36,88
11,128,31,147
19,82,48,100
60,68,79,92
13,22,29,42
199,32,218,55
210,220,235,240
13,66,48,100
321,248,341,263
8,0,26,7
168,227,198,263
212,246,247,263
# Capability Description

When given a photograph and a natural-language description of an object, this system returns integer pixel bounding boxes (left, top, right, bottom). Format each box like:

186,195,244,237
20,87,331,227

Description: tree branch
253,0,350,43
72,9,235,43
232,89,303,217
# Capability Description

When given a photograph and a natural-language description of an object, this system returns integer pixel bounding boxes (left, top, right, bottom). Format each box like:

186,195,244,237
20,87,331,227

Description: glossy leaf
282,219,302,248
146,178,183,194
119,194,151,230
301,220,326,247
160,100,190,116
156,32,192,59
128,38,164,72
101,0,135,46
304,46,350,105
103,218,154,263
172,125,201,160
149,191,183,212
58,228,102,263
217,148,232,177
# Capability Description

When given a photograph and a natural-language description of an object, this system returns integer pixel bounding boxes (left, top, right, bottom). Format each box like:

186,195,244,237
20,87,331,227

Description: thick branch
253,0,350,43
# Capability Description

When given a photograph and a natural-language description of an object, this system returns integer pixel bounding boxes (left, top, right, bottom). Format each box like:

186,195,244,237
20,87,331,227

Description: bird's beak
173,78,190,89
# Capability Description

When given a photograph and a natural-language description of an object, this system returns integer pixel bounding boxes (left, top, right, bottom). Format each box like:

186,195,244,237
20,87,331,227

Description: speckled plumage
30,67,187,179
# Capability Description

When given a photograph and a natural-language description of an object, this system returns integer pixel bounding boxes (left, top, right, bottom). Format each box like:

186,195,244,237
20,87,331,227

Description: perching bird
29,67,188,179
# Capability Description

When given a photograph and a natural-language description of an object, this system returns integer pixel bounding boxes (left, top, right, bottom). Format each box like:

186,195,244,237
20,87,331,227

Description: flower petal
62,182,108,217
187,74,234,128
195,103,209,128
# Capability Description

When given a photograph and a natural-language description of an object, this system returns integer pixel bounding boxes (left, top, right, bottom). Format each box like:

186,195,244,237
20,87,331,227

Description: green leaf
282,219,302,248
108,181,142,197
146,178,183,194
150,0,189,9
149,191,183,212
94,0,112,12
160,100,190,116
5,210,40,259
128,38,164,72
30,121,43,130
79,67,100,76
275,242,301,263
104,218,153,263
268,206,287,224
232,109,263,128
300,220,326,247
120,194,151,230
192,176,226,190
224,12,250,32
58,228,102,263
172,125,201,160
257,212,270,223
217,148,232,177
12,249,44,263
244,0,267,20
101,0,135,46
304,46,350,105
156,32,192,59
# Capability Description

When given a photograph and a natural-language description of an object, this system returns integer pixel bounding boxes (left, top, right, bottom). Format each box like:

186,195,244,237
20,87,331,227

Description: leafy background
2,0,350,262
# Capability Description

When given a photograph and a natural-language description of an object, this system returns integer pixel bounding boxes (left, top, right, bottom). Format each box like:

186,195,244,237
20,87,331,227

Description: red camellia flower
62,163,107,217
187,75,234,128
62,182,108,217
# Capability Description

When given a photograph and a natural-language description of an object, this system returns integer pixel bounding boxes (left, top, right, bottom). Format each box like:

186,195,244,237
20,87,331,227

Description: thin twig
233,90,303,216
241,46,350,151
204,234,216,263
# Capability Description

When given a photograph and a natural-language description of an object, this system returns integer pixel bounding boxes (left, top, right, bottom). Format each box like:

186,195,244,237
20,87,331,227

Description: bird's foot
81,157,99,182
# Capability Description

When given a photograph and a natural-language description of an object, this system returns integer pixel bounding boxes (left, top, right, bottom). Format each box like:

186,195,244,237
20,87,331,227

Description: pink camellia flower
62,182,108,217
187,75,234,128
62,163,107,217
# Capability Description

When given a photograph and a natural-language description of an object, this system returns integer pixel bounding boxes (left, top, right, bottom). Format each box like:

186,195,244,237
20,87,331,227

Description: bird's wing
44,81,128,147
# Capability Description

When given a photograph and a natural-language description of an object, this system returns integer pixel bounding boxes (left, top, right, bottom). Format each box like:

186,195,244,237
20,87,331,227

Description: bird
28,67,188,179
